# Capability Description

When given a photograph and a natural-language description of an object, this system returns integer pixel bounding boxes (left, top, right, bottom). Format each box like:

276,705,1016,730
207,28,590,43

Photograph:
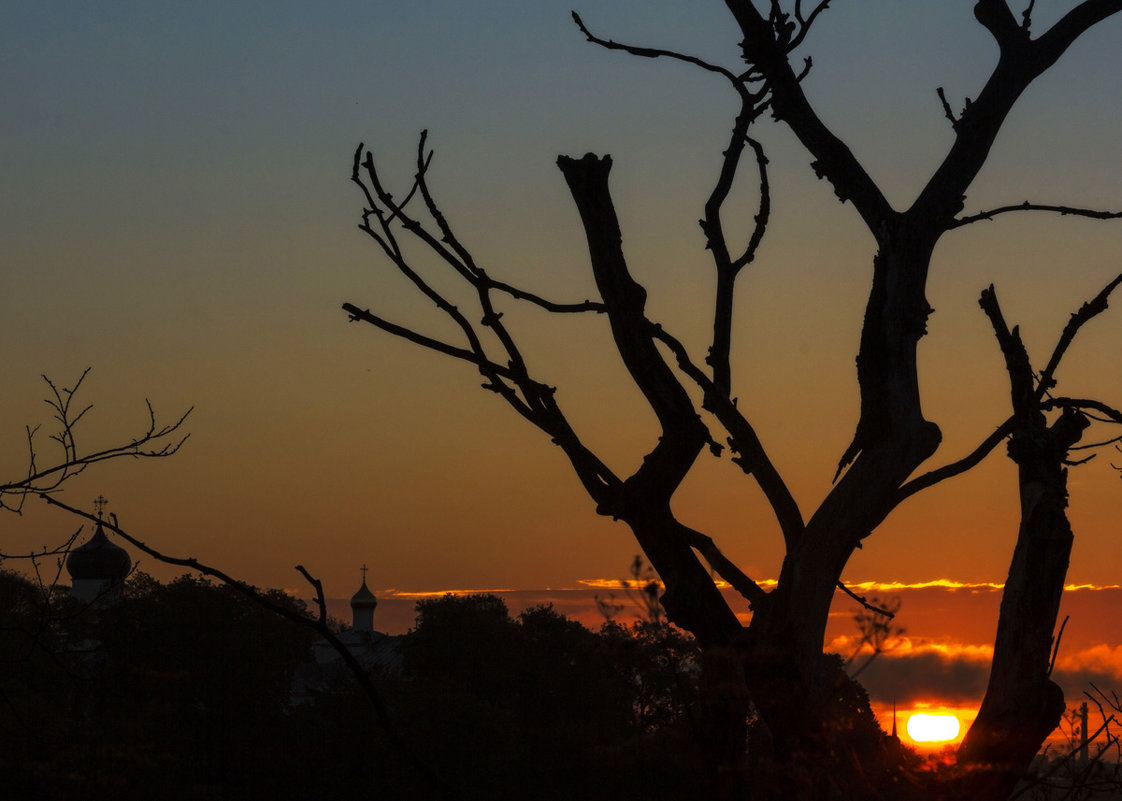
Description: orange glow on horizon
387,588,518,598
579,578,1122,593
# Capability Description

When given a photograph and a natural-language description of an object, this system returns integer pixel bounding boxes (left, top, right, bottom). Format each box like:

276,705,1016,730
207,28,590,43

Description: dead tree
342,3,1122,798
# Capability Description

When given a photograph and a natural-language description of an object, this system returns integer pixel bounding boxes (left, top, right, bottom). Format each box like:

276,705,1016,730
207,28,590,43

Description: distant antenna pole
891,699,898,739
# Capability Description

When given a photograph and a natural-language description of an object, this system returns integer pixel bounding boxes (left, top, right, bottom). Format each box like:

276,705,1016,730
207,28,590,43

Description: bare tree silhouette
336,4,1122,799
0,369,190,517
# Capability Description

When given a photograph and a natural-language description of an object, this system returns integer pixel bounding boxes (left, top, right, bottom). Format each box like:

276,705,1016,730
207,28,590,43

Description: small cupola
350,565,378,632
66,495,131,604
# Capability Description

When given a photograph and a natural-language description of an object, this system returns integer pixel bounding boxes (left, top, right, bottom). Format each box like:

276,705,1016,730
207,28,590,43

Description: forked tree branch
574,9,777,405
293,564,328,626
704,93,771,394
785,0,833,51
649,322,805,549
913,0,1122,225
1034,273,1122,401
896,419,1015,503
898,272,1121,503
724,0,892,229
348,139,625,503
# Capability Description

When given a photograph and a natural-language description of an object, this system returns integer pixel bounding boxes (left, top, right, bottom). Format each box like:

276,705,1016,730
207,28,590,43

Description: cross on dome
94,495,109,520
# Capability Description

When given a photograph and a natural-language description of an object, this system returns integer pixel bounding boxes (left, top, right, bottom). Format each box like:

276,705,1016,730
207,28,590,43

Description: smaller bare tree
844,596,903,681
0,368,191,516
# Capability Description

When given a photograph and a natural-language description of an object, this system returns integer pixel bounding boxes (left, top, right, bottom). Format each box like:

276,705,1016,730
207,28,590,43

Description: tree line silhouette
1,569,765,800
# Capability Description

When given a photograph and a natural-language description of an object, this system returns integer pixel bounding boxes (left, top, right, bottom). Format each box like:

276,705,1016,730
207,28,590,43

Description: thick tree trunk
955,288,1093,798
745,229,942,750
959,417,1088,798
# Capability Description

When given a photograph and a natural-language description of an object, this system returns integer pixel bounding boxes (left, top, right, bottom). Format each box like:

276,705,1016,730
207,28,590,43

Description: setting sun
907,714,961,743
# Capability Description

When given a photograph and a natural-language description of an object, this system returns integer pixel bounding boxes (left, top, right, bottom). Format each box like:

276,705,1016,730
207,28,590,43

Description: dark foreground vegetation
0,570,736,800
7,569,1120,800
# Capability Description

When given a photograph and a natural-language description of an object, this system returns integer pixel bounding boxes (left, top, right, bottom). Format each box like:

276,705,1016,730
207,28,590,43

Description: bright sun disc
906,713,961,742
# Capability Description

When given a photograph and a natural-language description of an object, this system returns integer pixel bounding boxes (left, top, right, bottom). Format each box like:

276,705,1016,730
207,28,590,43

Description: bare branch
649,322,805,549
349,140,634,510
411,131,484,281
350,143,538,421
980,284,1038,415
1044,397,1122,425
1034,2,1122,74
677,522,769,609
1035,273,1122,402
341,303,519,382
558,153,706,500
1,371,191,514
409,135,543,389
1048,614,1069,678
701,93,771,394
835,580,897,619
572,12,742,85
914,0,1122,226
936,86,961,130
951,201,1122,229
488,279,605,314
294,564,328,626
1070,432,1122,450
907,275,1122,501
0,527,82,561
787,0,832,51
897,418,1014,502
724,0,893,229
735,137,772,271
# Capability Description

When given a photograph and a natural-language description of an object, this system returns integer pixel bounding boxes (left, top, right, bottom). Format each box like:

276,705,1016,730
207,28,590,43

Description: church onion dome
67,521,131,583
350,578,378,611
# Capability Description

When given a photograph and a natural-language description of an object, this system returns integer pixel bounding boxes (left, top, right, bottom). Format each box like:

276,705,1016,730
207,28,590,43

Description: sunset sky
3,2,1121,731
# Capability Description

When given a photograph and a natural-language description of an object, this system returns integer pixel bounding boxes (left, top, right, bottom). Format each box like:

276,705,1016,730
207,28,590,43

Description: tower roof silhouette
350,576,378,611
67,521,131,583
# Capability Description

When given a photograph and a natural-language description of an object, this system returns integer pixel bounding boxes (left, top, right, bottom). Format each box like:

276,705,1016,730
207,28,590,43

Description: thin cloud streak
580,578,1122,592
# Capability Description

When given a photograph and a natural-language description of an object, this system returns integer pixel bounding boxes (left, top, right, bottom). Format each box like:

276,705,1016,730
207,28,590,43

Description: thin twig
1048,615,1069,677
936,87,960,129
835,580,896,619
572,12,742,84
